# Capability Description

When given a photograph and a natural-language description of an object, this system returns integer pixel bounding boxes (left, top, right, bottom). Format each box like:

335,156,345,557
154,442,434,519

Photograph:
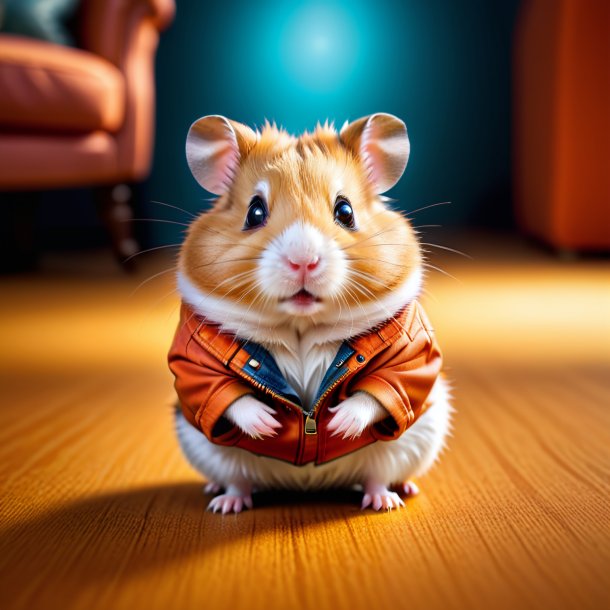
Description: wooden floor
1,232,609,610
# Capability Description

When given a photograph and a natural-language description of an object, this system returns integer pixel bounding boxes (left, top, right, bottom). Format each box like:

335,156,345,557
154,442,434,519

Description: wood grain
0,234,609,610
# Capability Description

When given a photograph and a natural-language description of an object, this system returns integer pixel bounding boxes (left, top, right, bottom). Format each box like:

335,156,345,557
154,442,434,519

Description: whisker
149,200,198,219
405,201,452,217
183,270,259,314
195,226,266,252
339,289,355,338
135,285,180,341
123,243,181,263
344,272,404,330
345,274,380,299
419,286,438,304
348,275,404,333
421,242,472,259
329,286,355,339
347,267,397,285
177,269,260,333
346,256,410,269
191,256,261,271
344,242,417,249
328,292,343,337
127,218,191,228
234,278,266,308
347,272,392,299
422,262,463,284
166,299,182,325
212,269,259,292
148,287,180,321
233,279,269,341
342,281,372,333
341,226,403,251
130,266,176,296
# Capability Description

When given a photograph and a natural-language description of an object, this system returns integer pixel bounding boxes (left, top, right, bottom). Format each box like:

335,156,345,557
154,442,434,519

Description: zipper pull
304,414,317,435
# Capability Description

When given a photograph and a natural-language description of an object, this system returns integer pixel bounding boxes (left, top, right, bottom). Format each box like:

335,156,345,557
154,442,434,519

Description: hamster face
179,116,421,339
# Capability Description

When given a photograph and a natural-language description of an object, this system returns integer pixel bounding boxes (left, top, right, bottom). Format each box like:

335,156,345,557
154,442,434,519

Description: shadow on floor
0,482,370,589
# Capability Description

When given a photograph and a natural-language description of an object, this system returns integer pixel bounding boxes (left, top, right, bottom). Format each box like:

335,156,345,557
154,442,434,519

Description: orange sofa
513,0,610,252
0,0,175,264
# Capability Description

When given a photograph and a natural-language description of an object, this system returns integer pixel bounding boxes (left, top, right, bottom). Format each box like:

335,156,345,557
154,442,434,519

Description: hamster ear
186,115,257,195
340,113,410,193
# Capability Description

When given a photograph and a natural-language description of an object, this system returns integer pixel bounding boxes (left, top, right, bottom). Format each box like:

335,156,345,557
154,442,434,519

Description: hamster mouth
282,289,321,307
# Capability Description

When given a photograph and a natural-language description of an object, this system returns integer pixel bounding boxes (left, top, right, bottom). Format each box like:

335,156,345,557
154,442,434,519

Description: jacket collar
189,304,416,409
192,304,413,367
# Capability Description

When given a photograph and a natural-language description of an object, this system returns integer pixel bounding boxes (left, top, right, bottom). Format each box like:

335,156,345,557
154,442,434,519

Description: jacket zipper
303,368,352,435
233,369,301,411
233,358,357,439
233,368,311,464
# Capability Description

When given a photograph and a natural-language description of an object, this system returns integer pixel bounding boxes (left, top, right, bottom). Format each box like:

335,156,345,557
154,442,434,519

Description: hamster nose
287,256,320,273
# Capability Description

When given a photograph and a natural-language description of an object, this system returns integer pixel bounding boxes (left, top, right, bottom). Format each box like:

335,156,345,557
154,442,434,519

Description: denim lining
239,341,356,409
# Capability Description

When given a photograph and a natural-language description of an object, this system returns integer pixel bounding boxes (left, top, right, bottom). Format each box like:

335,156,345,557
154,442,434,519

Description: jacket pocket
211,420,244,447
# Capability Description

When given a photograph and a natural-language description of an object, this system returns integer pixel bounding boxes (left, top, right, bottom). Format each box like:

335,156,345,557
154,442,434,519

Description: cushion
0,35,125,133
0,0,80,47
0,131,119,189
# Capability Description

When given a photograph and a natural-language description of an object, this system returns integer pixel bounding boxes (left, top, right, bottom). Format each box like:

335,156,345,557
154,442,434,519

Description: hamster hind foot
207,482,253,514
361,481,405,511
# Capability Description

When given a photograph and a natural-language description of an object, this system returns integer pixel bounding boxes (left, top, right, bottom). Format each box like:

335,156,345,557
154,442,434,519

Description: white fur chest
265,340,341,410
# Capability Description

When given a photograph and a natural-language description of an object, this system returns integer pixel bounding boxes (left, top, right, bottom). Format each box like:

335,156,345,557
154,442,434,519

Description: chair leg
0,191,40,273
95,184,139,271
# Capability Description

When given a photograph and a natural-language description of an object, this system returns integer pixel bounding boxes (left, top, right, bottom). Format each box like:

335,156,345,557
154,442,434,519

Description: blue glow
278,4,362,92
228,0,390,132
149,0,520,244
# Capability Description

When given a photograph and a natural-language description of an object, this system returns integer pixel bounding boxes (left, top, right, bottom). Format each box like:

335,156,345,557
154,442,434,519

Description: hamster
168,113,452,514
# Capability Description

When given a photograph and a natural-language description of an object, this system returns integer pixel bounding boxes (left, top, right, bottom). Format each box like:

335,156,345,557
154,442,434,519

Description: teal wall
145,0,520,245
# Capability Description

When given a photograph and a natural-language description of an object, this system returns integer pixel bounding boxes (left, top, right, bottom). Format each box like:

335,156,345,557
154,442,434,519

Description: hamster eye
243,195,268,230
334,197,356,230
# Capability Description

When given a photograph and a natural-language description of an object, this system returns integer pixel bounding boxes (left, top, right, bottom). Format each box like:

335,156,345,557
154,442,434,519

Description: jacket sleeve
167,304,253,440
349,302,443,441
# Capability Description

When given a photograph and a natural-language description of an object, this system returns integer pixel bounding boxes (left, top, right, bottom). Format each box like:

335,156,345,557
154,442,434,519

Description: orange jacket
168,301,442,465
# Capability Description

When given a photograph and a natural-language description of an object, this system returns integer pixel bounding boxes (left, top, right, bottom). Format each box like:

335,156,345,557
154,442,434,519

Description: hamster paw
328,392,388,440
207,484,253,514
203,481,222,494
361,482,405,511
225,395,282,439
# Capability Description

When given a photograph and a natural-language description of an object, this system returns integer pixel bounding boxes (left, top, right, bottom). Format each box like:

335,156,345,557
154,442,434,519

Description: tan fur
180,122,420,312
